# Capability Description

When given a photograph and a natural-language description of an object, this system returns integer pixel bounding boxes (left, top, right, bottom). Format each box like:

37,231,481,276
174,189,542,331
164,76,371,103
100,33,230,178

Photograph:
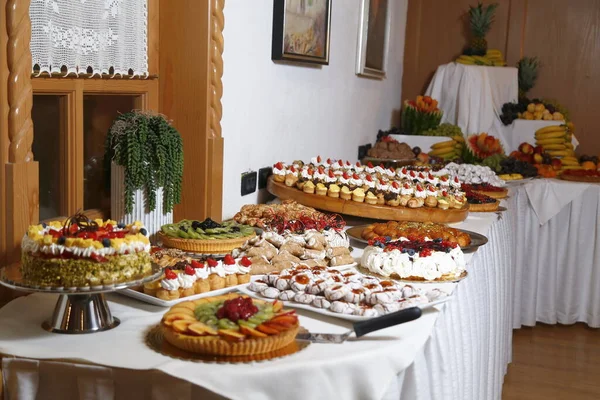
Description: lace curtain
30,0,148,77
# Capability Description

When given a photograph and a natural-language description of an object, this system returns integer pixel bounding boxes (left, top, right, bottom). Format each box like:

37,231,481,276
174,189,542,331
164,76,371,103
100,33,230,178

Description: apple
551,158,562,171
533,145,544,155
523,154,534,164
533,153,544,164
518,142,534,155
509,151,521,159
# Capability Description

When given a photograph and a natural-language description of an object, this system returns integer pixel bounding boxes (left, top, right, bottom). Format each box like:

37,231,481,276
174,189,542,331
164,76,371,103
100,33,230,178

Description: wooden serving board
267,177,469,223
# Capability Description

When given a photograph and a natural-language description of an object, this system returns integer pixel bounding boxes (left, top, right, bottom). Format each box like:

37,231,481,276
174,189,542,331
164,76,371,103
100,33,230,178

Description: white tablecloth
511,181,600,328
0,211,513,400
425,63,518,143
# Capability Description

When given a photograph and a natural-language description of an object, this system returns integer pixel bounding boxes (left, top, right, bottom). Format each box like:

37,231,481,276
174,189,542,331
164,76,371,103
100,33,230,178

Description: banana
486,49,502,55
458,55,475,61
429,147,456,157
536,125,566,135
561,156,578,162
535,137,566,145
535,131,567,140
491,61,507,66
561,165,583,170
454,143,464,150
564,142,574,149
452,135,465,143
547,150,569,157
456,59,476,65
542,144,567,151
430,139,456,150
560,159,580,166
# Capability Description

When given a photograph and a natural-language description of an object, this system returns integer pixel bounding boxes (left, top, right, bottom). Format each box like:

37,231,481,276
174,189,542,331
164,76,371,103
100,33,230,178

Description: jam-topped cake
21,213,152,287
161,294,299,356
461,183,508,199
361,238,466,282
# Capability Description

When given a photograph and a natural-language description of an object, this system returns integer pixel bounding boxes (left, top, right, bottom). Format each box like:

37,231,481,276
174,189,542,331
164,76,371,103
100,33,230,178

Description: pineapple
468,3,499,55
517,57,540,100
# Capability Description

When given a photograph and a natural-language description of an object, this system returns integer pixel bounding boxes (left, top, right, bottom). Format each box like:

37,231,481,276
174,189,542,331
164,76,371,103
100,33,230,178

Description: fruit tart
464,190,500,212
461,183,508,199
161,294,299,356
159,218,256,253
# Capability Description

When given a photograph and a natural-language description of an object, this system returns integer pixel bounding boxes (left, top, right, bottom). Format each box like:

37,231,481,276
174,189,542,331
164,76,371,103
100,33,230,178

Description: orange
581,161,596,170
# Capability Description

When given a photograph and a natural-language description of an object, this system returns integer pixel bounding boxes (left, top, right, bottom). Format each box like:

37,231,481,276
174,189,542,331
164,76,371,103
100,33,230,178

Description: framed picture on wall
356,0,390,78
272,0,332,65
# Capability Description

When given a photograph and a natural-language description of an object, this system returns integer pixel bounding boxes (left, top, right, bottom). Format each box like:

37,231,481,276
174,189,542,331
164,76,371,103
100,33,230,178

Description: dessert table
0,207,514,400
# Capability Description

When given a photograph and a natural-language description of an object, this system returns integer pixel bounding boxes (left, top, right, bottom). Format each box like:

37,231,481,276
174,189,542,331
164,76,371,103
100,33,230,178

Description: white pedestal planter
111,164,173,239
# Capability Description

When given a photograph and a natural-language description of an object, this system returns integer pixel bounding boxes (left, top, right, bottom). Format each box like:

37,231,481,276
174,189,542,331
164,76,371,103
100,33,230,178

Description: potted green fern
104,111,184,237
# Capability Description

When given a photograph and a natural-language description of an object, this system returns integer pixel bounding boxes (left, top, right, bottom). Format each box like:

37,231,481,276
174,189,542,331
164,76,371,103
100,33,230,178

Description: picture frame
356,0,390,79
272,0,332,65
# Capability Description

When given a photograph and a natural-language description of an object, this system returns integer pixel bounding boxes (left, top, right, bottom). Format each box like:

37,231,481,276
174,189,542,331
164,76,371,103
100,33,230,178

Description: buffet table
0,208,514,400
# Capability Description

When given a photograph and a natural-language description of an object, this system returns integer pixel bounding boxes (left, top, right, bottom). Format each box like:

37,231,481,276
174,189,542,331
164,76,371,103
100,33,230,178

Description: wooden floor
503,323,600,400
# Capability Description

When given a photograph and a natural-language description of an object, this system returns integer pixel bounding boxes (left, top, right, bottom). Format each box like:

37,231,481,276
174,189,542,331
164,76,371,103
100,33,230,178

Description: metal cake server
296,307,422,344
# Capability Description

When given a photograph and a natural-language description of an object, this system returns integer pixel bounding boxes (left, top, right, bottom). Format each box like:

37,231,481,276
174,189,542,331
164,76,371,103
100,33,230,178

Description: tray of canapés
267,156,469,223
346,221,487,254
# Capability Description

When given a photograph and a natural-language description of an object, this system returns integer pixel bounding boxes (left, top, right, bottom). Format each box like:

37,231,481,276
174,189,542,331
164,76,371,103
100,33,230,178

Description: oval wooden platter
267,177,469,223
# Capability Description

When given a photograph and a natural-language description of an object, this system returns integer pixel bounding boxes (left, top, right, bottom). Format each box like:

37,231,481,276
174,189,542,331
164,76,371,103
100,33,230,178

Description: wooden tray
267,177,469,223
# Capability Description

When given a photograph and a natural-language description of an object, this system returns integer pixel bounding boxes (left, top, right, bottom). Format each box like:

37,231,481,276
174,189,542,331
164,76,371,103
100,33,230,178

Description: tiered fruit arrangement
401,95,443,135
500,101,565,124
498,145,538,180
464,2,498,56
428,134,465,161
456,49,506,66
462,133,505,163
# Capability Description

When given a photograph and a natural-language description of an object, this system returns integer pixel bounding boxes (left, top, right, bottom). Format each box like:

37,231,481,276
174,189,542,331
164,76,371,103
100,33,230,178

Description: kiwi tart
161,293,299,356
159,218,256,253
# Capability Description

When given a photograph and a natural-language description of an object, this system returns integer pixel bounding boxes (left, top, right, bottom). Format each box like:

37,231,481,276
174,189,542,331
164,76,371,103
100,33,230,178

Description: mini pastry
365,191,378,205
274,275,292,291
156,268,181,300
374,302,401,314
344,287,366,303
207,258,226,290
366,290,395,305
278,289,297,301
324,170,338,186
437,191,450,210
340,185,352,200
261,287,281,299
303,180,316,194
352,188,365,203
316,183,328,196
290,274,311,292
266,272,280,285
305,231,327,250
349,173,362,191
362,175,376,194
329,254,355,266
296,167,313,190
354,306,380,317
191,260,211,294
424,185,439,208
330,301,357,314
312,296,331,309
328,183,340,198
143,279,161,297
279,242,305,257
386,181,401,206
178,266,197,297
249,279,269,292
302,249,326,260
236,256,252,283
285,165,299,187
272,162,286,183
306,279,329,295
408,184,426,208
222,254,240,287
324,284,349,301
399,183,413,206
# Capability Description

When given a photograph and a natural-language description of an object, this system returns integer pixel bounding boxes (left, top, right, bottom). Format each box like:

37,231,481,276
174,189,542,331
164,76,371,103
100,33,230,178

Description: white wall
221,0,408,219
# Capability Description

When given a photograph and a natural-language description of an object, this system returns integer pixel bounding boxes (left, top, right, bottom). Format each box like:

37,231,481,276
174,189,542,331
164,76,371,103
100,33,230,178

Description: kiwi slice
237,320,257,329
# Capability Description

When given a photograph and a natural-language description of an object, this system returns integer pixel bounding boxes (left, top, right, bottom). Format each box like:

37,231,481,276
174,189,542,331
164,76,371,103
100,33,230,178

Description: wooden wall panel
402,0,600,154
402,0,511,102
522,0,600,154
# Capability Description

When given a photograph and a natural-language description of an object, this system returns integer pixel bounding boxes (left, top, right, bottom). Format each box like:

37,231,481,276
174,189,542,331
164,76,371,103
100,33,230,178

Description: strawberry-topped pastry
21,212,152,287
365,161,376,175
362,238,466,282
354,161,365,174
161,293,300,356
408,184,426,208
272,162,286,183
284,165,299,187
310,155,324,167
349,173,363,191
331,159,344,174
386,181,401,206
362,174,376,193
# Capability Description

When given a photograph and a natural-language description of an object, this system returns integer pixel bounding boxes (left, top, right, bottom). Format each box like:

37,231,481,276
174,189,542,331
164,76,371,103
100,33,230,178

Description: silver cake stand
0,263,162,334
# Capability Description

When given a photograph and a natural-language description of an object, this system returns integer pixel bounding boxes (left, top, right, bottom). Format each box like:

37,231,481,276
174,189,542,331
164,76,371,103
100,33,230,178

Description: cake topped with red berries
21,212,152,287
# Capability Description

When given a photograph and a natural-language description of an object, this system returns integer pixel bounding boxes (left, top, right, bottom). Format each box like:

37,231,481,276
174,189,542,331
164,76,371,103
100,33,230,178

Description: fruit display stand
267,177,469,223
499,119,578,152
425,62,517,147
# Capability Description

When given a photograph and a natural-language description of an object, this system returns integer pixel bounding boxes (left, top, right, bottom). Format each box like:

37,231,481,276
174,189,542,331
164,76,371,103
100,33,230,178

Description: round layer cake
21,214,152,287
161,294,299,356
360,238,466,282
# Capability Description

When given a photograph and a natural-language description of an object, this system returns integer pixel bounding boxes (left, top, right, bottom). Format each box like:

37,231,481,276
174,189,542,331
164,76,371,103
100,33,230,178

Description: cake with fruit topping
21,213,152,287
161,293,299,356
361,238,466,282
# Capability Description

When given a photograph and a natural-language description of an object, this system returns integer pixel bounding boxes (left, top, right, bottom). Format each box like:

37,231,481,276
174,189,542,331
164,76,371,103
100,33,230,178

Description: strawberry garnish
403,182,411,189
367,162,374,168
274,162,283,170
307,168,314,175
389,167,395,173
327,158,333,165
365,175,373,182
342,172,350,179
69,223,79,235
409,171,416,177
379,178,385,184
317,155,322,163
240,256,252,267
185,265,195,275
328,170,335,178
355,161,361,167
441,176,448,182
346,161,351,166
352,173,360,179
454,176,460,183
191,260,204,269
442,190,448,196
318,166,325,174
428,173,434,180
402,167,408,174
207,258,218,267
165,268,177,280
418,172,426,179
392,181,400,189
416,184,424,191
379,163,385,168
338,160,344,166
223,254,235,265
289,165,296,173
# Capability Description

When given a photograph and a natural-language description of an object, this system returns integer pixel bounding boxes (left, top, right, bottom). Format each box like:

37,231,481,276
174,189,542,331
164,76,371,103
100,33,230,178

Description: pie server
295,306,422,344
